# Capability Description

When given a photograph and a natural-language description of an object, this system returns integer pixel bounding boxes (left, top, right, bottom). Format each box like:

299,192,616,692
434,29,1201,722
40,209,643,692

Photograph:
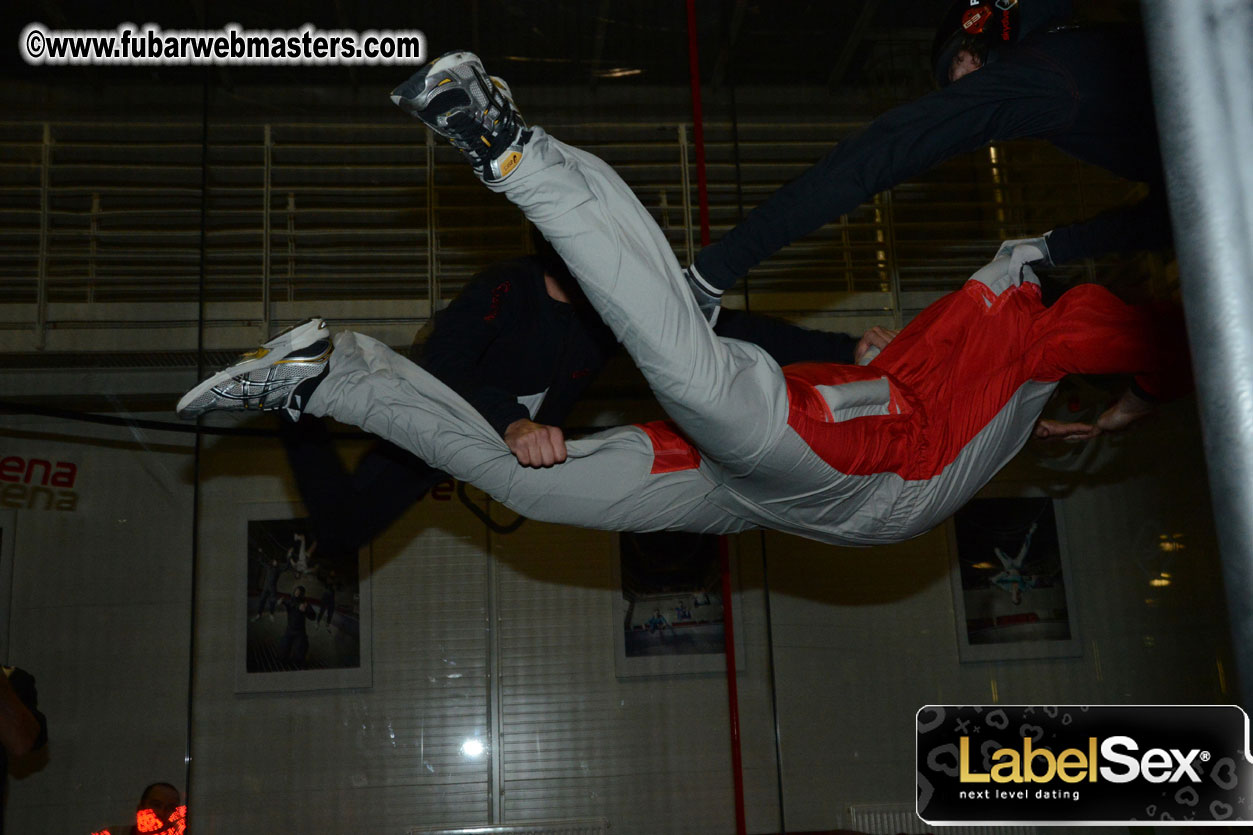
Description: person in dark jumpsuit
251,555,283,621
685,0,1170,311
317,570,337,630
276,586,317,669
282,232,888,555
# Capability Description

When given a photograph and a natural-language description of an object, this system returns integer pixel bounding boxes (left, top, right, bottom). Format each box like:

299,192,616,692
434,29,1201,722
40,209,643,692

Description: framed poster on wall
948,495,1081,662
236,503,373,693
612,530,744,678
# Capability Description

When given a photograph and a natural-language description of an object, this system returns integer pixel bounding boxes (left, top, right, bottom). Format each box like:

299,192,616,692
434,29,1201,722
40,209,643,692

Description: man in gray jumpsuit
178,52,1185,547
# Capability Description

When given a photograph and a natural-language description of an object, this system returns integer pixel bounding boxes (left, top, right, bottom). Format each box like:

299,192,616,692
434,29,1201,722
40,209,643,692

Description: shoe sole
391,50,525,183
176,318,327,418
395,50,477,111
394,52,516,124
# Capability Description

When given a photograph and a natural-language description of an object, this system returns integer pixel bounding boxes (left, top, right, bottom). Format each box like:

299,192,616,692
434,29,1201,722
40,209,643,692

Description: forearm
715,309,858,365
1045,194,1173,264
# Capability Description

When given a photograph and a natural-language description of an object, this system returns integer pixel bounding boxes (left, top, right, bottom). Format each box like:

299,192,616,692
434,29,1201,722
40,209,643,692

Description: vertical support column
678,124,695,267
1142,0,1253,703
425,130,439,308
718,538,746,835
987,145,1007,239
262,124,272,336
88,193,99,305
35,123,50,350
839,215,854,292
686,0,711,247
286,193,296,303
875,192,904,329
0,513,13,660
486,539,504,825
1071,158,1099,286
686,6,746,833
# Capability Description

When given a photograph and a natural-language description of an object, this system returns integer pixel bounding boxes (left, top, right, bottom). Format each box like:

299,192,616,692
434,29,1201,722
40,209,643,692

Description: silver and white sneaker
176,318,331,421
390,50,529,182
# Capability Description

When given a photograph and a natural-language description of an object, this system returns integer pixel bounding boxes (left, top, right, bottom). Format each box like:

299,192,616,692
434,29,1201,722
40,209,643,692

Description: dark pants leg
281,417,451,553
278,632,309,667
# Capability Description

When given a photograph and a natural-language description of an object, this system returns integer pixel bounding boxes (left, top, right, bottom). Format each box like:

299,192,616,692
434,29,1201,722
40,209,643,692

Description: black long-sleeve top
419,257,619,435
281,596,318,635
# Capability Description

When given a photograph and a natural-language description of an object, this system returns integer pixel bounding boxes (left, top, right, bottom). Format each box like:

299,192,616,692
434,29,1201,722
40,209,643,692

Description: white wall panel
493,520,757,834
188,436,493,832
764,402,1230,832
0,414,193,835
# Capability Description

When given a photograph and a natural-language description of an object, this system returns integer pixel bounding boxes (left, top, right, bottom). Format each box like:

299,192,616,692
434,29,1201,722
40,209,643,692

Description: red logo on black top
484,280,511,322
962,5,992,34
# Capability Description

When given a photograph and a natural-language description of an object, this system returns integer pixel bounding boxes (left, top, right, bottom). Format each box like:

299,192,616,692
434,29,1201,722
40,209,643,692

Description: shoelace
442,66,521,165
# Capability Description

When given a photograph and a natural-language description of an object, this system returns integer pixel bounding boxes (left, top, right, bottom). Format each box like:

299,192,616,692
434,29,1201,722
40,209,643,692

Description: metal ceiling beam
712,0,749,89
189,0,231,91
828,0,882,92
37,0,68,28
588,0,612,90
332,0,359,89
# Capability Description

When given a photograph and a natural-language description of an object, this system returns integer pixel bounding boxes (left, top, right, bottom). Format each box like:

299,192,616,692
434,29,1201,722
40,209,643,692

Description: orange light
131,805,187,835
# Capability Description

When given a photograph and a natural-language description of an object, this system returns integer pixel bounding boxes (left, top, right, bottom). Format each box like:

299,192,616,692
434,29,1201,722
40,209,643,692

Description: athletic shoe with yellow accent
176,318,331,421
390,50,530,182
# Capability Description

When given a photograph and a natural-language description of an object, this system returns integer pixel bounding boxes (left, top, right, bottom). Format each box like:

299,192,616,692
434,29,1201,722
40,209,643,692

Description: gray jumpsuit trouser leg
481,128,791,475
306,128,779,535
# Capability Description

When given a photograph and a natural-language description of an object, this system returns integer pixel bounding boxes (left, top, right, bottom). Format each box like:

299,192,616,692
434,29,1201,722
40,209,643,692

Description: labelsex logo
961,736,1207,784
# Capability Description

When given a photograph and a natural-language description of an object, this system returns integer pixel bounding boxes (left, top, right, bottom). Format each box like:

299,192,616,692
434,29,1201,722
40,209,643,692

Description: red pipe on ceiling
686,0,713,248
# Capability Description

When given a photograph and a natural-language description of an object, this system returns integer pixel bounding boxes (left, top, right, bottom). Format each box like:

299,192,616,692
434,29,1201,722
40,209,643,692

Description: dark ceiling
2,0,946,96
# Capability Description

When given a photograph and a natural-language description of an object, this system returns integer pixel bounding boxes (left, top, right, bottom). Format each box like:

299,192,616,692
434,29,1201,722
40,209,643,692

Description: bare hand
1033,418,1101,442
1096,388,1156,433
504,419,568,468
855,326,900,365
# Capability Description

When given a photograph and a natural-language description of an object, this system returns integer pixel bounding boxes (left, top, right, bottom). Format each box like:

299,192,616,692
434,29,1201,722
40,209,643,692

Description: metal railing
0,118,1142,358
